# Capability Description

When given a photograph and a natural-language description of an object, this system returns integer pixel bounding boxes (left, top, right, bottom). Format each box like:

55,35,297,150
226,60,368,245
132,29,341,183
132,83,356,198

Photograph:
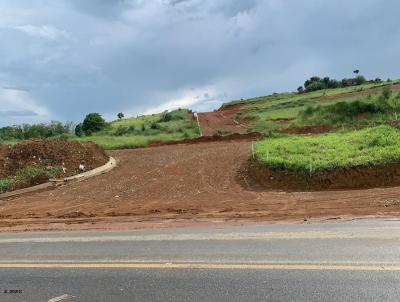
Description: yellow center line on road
1,262,400,271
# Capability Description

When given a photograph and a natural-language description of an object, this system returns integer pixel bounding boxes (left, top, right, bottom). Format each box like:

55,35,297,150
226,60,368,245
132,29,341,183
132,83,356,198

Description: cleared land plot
1,140,400,231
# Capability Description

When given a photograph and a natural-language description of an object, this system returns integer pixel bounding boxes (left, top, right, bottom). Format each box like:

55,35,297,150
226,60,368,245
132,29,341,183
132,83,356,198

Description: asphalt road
1,220,400,301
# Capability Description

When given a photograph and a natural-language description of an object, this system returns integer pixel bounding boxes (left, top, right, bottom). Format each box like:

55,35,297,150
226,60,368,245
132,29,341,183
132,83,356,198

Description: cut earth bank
0,140,109,194
1,139,400,232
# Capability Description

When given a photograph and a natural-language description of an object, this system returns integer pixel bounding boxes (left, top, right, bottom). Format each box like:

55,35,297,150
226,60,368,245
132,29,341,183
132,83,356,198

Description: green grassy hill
223,80,400,133
76,109,200,149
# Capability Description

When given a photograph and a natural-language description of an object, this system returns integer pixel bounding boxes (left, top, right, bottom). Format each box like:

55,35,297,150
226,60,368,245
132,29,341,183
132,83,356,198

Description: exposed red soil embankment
198,104,248,136
1,140,400,231
248,160,400,191
0,140,108,192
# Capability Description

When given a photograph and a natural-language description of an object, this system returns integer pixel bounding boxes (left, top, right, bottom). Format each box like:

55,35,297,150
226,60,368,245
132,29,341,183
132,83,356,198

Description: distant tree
82,113,106,135
355,75,366,85
353,70,360,74
322,77,330,86
310,76,321,82
297,86,304,94
304,76,321,89
117,112,124,120
305,81,326,92
375,78,382,83
328,79,341,88
74,123,84,137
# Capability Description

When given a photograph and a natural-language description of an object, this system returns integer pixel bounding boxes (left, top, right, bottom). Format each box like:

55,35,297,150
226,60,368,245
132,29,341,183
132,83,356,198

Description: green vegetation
296,89,400,127
254,126,400,174
74,109,200,149
1,109,199,150
301,75,367,93
0,121,73,142
223,80,400,133
0,166,63,193
81,113,107,135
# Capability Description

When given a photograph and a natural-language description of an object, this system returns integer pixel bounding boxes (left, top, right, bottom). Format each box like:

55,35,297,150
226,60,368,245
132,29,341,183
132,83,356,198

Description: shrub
297,86,304,94
114,126,129,136
150,122,159,130
355,75,366,85
382,86,393,100
75,123,84,137
0,178,13,193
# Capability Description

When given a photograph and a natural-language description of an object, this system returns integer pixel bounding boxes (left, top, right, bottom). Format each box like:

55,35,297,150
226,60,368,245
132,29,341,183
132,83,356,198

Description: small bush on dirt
0,178,14,193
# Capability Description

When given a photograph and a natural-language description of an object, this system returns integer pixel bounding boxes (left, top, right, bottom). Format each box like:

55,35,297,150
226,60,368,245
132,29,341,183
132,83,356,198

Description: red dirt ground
198,105,248,136
1,140,400,232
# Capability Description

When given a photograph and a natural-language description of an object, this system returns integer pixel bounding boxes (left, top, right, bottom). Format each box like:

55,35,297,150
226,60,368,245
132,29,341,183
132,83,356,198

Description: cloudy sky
0,0,399,126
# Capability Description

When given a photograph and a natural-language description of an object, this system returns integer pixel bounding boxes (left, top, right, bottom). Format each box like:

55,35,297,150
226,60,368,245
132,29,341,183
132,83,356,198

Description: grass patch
254,126,400,174
0,166,63,193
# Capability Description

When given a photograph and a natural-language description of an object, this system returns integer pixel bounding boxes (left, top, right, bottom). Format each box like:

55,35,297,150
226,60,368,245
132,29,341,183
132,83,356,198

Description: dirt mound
247,160,400,191
0,140,109,190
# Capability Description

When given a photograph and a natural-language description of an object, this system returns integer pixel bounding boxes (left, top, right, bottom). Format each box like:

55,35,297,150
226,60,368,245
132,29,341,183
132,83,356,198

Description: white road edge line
2,229,400,243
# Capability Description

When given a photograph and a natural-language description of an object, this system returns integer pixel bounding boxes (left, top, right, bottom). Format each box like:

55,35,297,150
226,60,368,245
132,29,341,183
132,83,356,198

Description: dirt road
197,105,247,136
1,140,400,231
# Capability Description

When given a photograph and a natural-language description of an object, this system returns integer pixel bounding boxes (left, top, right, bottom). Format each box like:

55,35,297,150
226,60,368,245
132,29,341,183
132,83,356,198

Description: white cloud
141,86,219,115
13,24,71,41
0,87,51,125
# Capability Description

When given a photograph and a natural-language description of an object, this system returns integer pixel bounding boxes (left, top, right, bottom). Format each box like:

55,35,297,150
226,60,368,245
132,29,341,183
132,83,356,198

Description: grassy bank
74,108,200,149
254,126,400,174
76,132,197,150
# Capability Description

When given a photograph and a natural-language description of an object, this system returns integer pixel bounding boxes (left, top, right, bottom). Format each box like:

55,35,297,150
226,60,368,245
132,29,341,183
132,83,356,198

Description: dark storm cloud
0,0,399,126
